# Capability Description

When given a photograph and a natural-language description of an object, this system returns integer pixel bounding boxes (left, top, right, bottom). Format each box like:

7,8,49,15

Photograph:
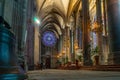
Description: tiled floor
27,69,120,80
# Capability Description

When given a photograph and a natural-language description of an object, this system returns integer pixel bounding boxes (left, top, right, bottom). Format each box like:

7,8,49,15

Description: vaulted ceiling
36,0,82,38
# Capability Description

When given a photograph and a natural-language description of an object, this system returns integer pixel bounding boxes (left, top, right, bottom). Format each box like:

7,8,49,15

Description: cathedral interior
0,0,120,80
35,0,111,68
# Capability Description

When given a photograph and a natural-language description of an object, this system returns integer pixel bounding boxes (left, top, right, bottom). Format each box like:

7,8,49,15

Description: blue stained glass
42,31,57,47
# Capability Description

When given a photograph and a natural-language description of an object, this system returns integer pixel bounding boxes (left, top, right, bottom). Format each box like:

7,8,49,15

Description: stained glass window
42,31,57,47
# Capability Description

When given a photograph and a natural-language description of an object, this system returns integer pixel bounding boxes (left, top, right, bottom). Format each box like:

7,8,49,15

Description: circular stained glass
42,31,57,47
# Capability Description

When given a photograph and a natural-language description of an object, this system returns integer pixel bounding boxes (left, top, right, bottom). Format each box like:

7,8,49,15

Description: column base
0,74,27,80
108,52,120,65
0,66,28,80
83,59,93,66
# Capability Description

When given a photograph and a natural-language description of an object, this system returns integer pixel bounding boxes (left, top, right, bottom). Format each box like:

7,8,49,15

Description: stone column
66,27,71,62
62,28,67,64
70,29,75,63
58,35,62,53
0,0,5,16
96,0,103,64
39,33,41,64
107,0,120,64
82,0,92,66
0,17,27,80
34,24,40,65
102,0,109,65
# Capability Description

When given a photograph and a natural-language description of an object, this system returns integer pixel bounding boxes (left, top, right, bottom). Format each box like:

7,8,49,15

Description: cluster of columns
82,0,120,65
30,0,120,67
58,0,120,65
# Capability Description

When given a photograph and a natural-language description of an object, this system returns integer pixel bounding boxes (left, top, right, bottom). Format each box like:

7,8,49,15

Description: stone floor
27,69,120,80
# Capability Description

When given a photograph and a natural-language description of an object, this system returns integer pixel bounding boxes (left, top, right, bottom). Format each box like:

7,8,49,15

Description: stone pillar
62,28,67,64
66,27,71,62
107,0,120,64
82,0,92,66
39,33,41,64
74,16,79,60
70,29,75,63
96,0,103,64
102,0,109,65
34,24,40,65
64,27,71,63
0,17,27,80
59,35,63,53
0,0,5,16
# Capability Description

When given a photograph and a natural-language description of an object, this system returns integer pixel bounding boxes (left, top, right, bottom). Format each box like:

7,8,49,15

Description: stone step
80,65,120,71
